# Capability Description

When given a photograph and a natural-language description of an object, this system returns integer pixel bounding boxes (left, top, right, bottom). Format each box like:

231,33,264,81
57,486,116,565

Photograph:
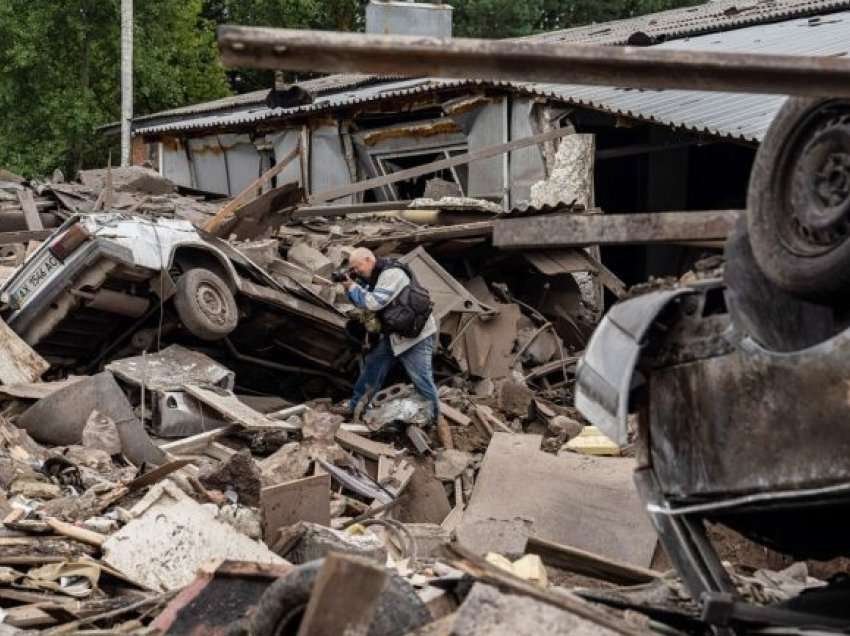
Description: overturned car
577,97,850,630
0,213,355,387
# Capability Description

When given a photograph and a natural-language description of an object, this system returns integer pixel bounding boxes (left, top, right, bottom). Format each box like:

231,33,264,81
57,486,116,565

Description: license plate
9,253,61,309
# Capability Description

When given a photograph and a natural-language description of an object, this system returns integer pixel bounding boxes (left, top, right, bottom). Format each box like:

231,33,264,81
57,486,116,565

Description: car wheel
235,560,431,636
748,97,850,299
173,268,238,341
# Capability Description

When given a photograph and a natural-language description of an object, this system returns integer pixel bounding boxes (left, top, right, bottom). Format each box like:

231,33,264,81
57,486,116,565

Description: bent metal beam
217,26,850,99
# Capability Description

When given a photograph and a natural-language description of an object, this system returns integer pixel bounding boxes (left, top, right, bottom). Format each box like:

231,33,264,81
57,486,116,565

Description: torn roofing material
134,8,850,144
523,0,850,45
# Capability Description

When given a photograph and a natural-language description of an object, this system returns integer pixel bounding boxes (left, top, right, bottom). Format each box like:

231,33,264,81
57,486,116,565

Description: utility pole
120,0,133,167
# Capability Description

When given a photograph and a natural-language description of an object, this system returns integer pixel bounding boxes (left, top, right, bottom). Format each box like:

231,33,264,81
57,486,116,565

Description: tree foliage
0,0,230,178
0,0,706,177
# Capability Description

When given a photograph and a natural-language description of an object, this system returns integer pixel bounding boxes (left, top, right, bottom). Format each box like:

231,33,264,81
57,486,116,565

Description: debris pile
0,167,833,634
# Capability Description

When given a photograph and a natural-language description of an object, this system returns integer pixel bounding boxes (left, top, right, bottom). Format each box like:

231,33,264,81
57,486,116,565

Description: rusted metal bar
218,26,850,98
494,210,743,249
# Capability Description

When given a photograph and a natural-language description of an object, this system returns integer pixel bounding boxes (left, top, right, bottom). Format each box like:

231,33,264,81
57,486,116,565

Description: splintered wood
0,317,49,385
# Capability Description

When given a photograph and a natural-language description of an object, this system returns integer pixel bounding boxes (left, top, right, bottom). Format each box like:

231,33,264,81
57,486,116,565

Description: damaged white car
0,213,352,379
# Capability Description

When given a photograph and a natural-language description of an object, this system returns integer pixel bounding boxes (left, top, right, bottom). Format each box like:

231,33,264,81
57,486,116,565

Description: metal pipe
218,26,850,98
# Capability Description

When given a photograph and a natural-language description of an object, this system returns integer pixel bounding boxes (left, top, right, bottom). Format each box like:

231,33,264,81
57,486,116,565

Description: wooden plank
45,518,106,547
0,229,54,245
355,220,493,248
205,441,237,462
309,127,573,204
527,536,660,586
5,604,58,628
292,200,413,220
126,459,194,492
0,316,49,384
494,210,743,249
296,553,387,636
158,426,233,455
204,145,300,234
447,544,649,636
0,377,83,401
17,189,44,230
218,25,850,100
440,401,471,427
183,386,282,430
261,474,330,544
334,430,403,461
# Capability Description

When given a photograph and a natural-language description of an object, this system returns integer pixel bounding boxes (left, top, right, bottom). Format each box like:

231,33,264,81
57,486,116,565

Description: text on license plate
10,253,61,308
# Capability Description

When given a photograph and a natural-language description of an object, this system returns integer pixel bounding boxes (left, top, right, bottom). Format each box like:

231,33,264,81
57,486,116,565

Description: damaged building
0,0,847,633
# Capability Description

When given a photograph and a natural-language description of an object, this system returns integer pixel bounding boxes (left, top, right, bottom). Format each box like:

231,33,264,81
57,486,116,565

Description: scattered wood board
335,430,402,461
17,189,44,230
158,426,234,455
459,433,657,567
183,386,284,430
296,553,387,636
0,317,49,385
527,536,660,586
494,209,742,249
0,377,85,401
439,402,471,427
261,474,331,544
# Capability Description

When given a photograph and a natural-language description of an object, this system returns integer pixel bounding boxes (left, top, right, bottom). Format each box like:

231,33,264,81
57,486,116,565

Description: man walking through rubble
333,247,440,425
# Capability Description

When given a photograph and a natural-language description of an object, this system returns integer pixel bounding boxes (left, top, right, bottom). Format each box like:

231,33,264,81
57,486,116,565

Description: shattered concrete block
423,177,463,200
301,410,343,442
285,521,387,564
547,415,583,441
234,239,280,268
199,449,262,507
530,134,594,209
213,503,262,540
452,583,619,636
455,518,530,560
81,410,122,456
78,166,176,194
403,524,452,558
497,380,534,419
102,480,285,591
258,442,312,486
8,479,61,500
287,242,334,278
434,449,472,482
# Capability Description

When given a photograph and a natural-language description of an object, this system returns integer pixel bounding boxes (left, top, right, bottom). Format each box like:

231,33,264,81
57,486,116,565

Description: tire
237,560,431,636
748,97,850,299
173,268,238,341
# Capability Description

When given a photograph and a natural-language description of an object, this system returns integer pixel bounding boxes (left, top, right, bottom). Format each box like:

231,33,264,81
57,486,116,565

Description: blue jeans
349,335,440,423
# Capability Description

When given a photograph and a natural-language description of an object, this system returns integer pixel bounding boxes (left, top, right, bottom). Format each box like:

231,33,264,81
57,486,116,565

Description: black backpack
378,263,433,338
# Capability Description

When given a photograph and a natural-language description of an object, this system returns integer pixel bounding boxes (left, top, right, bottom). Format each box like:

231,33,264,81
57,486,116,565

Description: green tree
0,0,230,178
202,0,369,92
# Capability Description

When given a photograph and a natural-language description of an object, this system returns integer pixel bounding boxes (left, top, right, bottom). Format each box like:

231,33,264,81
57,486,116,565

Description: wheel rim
195,281,230,326
780,106,850,257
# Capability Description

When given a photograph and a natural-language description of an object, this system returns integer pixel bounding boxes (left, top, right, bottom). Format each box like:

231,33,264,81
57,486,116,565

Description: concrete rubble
0,140,840,634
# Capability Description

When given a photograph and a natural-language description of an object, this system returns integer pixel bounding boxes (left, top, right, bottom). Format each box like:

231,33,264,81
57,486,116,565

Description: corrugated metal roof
135,77,459,135
112,74,381,131
511,9,850,142
134,6,850,144
526,0,850,45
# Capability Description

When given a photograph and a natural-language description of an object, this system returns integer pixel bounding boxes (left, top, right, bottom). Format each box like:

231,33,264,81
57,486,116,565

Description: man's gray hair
349,247,375,265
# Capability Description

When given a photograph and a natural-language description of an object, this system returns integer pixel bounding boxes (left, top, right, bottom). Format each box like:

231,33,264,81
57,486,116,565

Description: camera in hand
331,268,355,283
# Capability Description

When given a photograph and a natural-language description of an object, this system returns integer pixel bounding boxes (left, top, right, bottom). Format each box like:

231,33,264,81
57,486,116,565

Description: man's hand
343,278,354,291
